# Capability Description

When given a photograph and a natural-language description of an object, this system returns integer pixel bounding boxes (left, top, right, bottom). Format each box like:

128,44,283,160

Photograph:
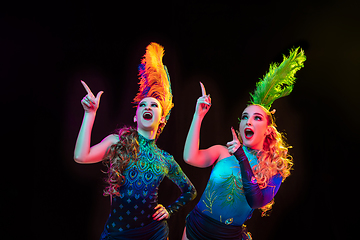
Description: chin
241,138,254,148
243,142,252,149
141,121,158,130
141,124,156,131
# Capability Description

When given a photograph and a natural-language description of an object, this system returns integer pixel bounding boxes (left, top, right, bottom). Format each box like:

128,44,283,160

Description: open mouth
244,128,254,139
143,112,153,120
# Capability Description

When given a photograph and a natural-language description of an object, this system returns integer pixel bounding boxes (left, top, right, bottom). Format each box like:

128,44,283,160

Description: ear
160,116,166,124
265,126,272,136
134,115,137,122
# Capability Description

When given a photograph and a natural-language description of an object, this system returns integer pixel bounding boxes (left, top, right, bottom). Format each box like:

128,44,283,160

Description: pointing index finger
231,127,238,141
200,82,207,96
81,80,95,98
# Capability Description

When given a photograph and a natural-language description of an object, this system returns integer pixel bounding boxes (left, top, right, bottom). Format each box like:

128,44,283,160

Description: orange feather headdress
133,42,173,121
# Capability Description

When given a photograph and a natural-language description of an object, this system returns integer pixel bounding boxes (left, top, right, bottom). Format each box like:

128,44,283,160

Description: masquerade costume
100,43,196,239
249,47,306,110
185,48,305,240
186,147,281,240
101,133,196,239
133,42,173,122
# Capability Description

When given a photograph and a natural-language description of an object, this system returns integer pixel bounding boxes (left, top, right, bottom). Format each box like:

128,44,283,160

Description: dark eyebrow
242,112,264,117
254,112,264,117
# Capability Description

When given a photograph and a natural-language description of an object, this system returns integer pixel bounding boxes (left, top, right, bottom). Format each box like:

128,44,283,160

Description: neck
137,128,157,140
244,140,264,151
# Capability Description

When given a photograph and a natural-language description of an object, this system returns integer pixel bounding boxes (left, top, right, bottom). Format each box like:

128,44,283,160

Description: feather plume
133,42,173,121
249,47,306,110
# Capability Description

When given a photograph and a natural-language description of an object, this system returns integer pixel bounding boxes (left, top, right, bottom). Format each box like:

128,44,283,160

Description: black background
2,0,358,239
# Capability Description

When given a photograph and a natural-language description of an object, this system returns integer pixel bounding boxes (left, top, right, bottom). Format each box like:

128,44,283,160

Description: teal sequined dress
185,146,283,239
196,146,281,226
102,133,197,234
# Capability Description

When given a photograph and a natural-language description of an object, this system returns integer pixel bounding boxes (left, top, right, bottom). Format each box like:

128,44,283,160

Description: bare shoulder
210,145,231,163
103,134,119,144
208,144,228,153
186,144,229,168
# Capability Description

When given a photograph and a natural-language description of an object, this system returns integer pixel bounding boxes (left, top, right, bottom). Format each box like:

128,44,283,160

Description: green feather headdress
249,47,306,110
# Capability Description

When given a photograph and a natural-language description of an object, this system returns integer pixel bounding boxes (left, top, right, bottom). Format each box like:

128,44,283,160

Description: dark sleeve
165,156,197,217
234,147,282,209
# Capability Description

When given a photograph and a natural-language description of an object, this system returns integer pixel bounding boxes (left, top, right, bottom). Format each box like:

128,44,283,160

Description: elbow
183,148,192,163
184,156,200,167
183,153,190,163
74,157,81,164
183,153,194,164
246,196,266,209
192,189,198,200
247,200,262,209
74,154,85,164
184,157,194,166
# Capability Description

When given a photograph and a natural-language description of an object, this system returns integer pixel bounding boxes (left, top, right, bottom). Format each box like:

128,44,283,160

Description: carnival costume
185,48,306,240
100,43,197,239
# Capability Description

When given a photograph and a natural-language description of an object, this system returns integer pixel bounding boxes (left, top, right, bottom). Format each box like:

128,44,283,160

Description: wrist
165,207,173,217
193,113,204,122
82,111,96,126
84,111,96,117
234,146,246,163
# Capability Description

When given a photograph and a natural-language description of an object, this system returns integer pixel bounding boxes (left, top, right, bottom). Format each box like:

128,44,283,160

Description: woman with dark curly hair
182,48,305,240
74,42,196,240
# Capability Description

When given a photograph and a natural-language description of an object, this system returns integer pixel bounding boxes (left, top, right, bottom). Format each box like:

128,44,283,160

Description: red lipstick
244,128,254,139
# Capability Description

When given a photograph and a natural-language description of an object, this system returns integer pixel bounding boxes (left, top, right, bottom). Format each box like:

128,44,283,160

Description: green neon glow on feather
249,47,306,110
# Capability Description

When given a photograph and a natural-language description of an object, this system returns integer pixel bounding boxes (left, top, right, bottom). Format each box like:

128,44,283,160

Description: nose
246,119,252,126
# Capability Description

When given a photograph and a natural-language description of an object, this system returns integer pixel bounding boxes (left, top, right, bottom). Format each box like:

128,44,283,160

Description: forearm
166,187,197,217
234,147,282,209
74,112,96,163
165,174,197,217
183,114,203,163
165,157,198,217
234,147,265,209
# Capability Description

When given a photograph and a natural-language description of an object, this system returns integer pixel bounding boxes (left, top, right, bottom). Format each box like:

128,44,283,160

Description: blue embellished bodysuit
196,146,282,226
103,133,197,234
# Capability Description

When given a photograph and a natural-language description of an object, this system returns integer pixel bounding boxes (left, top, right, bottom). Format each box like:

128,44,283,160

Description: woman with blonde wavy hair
182,48,306,240
74,42,196,240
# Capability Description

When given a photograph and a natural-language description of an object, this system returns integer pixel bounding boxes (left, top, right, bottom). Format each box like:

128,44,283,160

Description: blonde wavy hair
240,104,293,216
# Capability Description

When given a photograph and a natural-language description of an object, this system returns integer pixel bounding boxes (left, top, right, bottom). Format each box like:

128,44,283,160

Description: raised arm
183,82,224,168
74,81,117,164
